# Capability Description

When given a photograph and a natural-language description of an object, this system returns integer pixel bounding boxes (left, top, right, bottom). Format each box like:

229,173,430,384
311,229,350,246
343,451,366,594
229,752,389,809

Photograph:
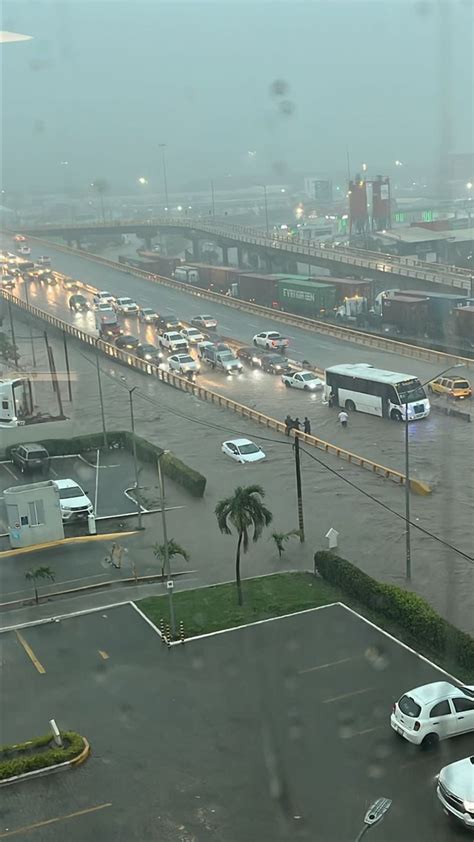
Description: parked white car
53,479,94,522
253,331,289,350
391,681,474,748
180,327,205,344
93,290,116,306
221,438,266,464
168,353,200,375
281,371,324,390
115,296,139,315
437,756,474,829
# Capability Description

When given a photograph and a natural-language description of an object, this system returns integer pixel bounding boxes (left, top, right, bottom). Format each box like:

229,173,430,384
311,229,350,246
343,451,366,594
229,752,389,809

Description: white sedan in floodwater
221,438,266,464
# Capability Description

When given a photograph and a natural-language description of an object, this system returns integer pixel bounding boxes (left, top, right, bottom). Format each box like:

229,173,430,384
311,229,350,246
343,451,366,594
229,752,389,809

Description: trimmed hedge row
314,551,474,673
6,430,206,498
0,731,85,780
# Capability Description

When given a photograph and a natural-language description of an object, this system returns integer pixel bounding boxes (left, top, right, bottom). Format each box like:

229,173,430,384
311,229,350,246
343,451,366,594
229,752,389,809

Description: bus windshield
396,381,426,405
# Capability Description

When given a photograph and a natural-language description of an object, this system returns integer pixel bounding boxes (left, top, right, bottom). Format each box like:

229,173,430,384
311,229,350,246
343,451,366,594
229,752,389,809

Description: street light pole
210,178,215,218
262,184,269,235
404,364,464,580
157,452,176,637
159,144,169,210
128,386,143,529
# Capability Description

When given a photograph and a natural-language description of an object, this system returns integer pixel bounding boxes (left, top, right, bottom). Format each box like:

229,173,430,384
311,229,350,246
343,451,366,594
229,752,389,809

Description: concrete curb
0,737,90,787
430,402,471,422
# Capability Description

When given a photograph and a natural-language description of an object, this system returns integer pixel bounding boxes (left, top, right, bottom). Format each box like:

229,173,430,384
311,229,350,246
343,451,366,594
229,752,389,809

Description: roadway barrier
430,403,471,422
19,235,474,369
2,290,431,494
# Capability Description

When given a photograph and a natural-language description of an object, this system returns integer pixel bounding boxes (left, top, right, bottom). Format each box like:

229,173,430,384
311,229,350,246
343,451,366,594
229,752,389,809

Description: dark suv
11,443,50,474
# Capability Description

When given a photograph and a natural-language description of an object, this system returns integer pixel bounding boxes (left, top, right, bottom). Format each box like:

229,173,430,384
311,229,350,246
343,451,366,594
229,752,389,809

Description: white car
93,290,116,306
1,273,16,288
197,340,215,358
281,371,324,391
180,327,205,344
159,331,188,352
37,255,51,266
191,314,217,330
115,296,139,314
53,478,94,521
221,438,266,464
437,756,474,829
253,331,289,350
168,353,200,375
18,245,31,256
138,307,159,323
391,681,474,748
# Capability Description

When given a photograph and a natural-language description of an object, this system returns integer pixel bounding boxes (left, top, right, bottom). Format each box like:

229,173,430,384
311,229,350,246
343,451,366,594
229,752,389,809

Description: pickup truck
253,331,289,351
159,331,189,353
281,370,324,391
201,345,243,374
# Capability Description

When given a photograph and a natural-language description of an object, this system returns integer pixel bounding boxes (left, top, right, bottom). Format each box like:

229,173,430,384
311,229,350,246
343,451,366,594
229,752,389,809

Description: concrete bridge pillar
237,246,244,268
221,245,229,266
144,235,153,250
192,238,200,259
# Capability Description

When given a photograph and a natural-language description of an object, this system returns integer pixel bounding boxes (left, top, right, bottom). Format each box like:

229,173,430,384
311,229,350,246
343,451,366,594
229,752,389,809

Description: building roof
445,227,474,244
379,227,452,244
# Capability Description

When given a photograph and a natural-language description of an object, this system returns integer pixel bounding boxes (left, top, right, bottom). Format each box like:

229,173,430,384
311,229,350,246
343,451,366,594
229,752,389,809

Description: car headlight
464,800,474,812
275,365,281,370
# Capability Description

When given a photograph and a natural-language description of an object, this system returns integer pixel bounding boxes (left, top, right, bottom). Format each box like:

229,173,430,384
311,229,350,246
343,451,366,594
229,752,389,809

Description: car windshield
238,443,259,455
121,298,133,304
188,329,200,336
180,355,194,363
267,333,280,339
396,384,427,404
453,381,469,389
398,695,421,717
27,450,47,460
142,345,156,353
142,308,154,314
220,353,235,362
301,373,317,381
58,485,83,499
266,355,286,363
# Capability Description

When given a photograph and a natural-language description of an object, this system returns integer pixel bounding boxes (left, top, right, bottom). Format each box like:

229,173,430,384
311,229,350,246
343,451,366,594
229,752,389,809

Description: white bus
324,364,430,421
0,379,34,427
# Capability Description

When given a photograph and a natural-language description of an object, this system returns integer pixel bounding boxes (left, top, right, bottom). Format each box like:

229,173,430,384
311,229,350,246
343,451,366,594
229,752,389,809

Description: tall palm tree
215,485,273,606
25,566,55,604
153,539,189,578
91,178,109,223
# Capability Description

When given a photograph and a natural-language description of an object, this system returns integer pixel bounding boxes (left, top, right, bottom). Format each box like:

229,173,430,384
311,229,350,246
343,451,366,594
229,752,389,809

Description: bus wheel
345,400,356,412
391,409,403,421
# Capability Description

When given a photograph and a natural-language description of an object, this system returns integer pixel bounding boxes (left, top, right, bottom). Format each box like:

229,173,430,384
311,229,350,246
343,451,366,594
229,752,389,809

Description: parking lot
0,450,141,533
0,602,470,841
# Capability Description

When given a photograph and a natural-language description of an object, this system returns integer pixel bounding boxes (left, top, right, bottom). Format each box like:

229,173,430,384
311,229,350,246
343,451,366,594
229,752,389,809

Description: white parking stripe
1,464,18,480
299,656,355,674
322,687,374,704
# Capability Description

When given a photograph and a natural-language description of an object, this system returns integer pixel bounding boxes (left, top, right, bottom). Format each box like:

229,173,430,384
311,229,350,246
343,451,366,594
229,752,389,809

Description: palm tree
215,485,273,606
91,178,109,223
153,539,189,578
271,529,300,560
25,566,55,604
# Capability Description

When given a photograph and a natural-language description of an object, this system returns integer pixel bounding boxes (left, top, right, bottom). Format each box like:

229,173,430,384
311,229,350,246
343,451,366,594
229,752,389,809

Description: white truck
201,345,243,374
173,265,200,285
253,331,289,351
159,331,189,353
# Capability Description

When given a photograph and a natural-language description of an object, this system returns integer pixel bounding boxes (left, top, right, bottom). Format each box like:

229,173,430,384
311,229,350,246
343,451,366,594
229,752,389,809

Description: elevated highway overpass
17,217,472,294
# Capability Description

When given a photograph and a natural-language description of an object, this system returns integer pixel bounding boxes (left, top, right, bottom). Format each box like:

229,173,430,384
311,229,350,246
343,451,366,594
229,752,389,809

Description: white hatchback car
437,756,474,829
222,438,266,464
391,681,474,748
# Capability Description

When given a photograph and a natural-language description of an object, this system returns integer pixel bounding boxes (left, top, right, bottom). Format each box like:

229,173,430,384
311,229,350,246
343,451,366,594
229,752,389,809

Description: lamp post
261,184,269,235
404,364,463,580
354,797,392,841
121,381,143,530
210,179,215,218
157,450,176,637
158,144,169,210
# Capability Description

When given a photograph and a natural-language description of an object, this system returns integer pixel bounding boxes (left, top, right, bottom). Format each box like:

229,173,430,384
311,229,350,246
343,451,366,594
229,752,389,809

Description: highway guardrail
20,235,474,369
2,290,431,494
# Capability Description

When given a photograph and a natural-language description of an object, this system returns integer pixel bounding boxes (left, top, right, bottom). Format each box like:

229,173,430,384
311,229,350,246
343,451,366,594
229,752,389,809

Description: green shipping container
277,277,336,318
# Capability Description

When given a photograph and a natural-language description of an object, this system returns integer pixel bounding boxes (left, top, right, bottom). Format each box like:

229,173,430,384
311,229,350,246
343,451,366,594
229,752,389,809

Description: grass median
138,571,473,682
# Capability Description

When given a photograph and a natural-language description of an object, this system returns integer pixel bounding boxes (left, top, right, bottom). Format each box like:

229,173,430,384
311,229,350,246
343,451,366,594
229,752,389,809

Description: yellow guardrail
20,235,474,369
1,290,431,494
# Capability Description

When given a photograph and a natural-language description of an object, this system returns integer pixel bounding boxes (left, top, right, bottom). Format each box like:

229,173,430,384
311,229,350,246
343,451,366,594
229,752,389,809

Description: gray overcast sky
2,0,473,193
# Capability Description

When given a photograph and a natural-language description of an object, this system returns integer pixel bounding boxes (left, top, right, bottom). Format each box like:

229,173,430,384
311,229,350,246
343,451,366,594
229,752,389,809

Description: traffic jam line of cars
391,680,474,829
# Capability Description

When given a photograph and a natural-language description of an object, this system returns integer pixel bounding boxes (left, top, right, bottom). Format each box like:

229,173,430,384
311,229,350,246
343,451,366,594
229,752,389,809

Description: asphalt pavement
0,602,470,841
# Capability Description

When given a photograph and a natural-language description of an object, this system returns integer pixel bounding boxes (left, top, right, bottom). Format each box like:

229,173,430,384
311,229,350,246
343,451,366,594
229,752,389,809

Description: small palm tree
25,566,55,604
91,178,109,223
271,529,300,559
215,485,273,606
153,539,189,578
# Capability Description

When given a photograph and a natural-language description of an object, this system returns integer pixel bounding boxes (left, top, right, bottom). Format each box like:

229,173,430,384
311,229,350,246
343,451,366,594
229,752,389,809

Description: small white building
4,480,64,548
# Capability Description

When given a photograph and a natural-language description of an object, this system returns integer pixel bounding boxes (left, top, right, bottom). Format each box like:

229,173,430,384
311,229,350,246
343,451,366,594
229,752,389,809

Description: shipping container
277,278,336,317
453,306,474,342
236,273,283,307
381,295,430,335
185,263,244,293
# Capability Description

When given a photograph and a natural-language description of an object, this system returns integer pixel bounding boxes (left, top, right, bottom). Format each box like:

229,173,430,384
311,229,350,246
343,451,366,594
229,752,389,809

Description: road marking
349,725,385,738
98,649,109,660
322,687,373,704
15,631,46,674
0,803,113,838
299,656,355,674
49,465,58,477
1,463,18,480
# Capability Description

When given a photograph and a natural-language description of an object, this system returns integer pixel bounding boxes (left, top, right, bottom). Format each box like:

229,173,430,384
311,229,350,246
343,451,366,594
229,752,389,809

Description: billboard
372,176,391,231
349,179,368,234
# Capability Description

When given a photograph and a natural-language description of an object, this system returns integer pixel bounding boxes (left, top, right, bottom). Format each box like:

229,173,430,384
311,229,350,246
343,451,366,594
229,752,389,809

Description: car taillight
413,721,421,731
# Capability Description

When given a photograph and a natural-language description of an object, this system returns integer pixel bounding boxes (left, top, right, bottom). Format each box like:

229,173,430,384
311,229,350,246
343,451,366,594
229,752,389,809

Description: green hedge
0,731,85,780
6,430,206,498
314,551,474,673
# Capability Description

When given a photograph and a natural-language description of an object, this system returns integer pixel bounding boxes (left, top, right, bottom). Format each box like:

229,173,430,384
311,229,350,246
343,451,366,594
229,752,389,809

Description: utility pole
95,352,108,448
293,435,305,542
262,184,269,235
43,331,64,417
211,179,215,218
7,299,19,367
128,386,143,529
159,144,169,210
404,401,411,580
157,453,176,637
23,281,37,367
62,331,73,402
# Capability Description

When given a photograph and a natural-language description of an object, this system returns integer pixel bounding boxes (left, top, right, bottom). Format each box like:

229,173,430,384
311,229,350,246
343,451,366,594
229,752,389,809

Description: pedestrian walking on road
338,410,349,428
303,417,311,435
285,414,293,436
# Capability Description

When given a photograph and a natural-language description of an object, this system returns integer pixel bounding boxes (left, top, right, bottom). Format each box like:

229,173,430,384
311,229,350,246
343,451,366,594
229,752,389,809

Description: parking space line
49,465,58,477
349,725,385,737
98,650,109,660
0,803,112,838
1,463,18,480
15,631,46,674
299,656,355,674
322,687,373,704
